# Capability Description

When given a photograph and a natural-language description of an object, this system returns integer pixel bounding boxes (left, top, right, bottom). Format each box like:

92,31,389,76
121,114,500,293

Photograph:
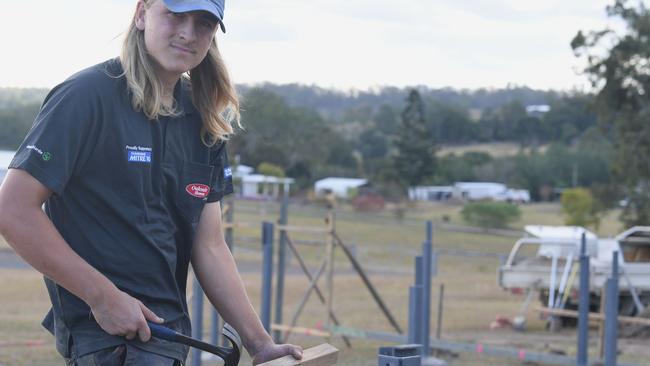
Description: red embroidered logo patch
186,184,210,198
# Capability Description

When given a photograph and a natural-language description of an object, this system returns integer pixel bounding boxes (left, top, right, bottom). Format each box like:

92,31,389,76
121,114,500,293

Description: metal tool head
221,323,241,366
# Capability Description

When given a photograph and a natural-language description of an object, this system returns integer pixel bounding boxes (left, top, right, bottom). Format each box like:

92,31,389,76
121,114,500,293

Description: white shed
241,174,294,199
453,182,508,201
408,186,453,201
314,177,368,199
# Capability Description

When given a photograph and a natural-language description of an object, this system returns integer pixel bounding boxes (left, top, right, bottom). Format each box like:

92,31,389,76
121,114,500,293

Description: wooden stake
257,343,339,366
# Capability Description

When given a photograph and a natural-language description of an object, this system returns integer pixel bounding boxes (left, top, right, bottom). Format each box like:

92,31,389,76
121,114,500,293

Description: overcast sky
1,0,619,91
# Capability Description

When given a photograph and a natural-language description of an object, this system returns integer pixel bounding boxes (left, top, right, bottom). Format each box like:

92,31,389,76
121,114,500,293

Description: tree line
0,84,610,198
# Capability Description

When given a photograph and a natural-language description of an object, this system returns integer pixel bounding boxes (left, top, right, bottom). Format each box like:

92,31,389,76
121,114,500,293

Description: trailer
499,225,650,319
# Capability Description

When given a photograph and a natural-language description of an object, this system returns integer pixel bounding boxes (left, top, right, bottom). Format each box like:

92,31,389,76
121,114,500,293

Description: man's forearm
191,239,273,355
0,205,118,307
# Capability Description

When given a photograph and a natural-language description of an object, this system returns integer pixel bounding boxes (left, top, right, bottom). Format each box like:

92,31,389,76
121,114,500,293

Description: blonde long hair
120,0,240,145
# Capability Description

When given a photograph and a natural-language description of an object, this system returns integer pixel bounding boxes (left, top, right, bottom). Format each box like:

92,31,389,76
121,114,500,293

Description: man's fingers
139,302,164,323
125,330,137,340
288,345,303,359
137,320,152,342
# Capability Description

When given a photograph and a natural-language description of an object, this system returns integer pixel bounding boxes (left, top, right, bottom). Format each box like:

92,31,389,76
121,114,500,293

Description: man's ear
135,1,147,30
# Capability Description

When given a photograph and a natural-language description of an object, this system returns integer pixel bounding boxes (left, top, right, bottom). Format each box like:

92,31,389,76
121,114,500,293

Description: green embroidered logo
42,152,52,161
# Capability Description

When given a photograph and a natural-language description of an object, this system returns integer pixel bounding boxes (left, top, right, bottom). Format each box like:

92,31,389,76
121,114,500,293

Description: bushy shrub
561,188,601,229
461,201,521,229
257,162,285,177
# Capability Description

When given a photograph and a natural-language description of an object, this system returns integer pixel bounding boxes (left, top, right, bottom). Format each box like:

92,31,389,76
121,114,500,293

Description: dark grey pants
65,345,182,366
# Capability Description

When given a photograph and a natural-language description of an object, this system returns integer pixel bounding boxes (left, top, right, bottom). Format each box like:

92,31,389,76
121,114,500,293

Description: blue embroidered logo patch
224,166,232,178
128,151,152,163
126,145,153,163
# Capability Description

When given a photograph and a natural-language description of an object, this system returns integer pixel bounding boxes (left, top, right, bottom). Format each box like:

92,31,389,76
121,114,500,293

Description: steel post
261,222,274,333
577,233,590,366
408,285,423,345
604,251,619,366
421,237,433,356
191,278,204,366
273,197,289,342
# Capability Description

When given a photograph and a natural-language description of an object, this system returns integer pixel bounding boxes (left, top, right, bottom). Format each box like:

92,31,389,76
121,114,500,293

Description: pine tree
392,90,436,190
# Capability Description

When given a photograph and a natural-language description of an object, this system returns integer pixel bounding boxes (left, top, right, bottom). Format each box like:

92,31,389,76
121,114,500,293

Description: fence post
409,256,423,346
191,278,204,366
274,197,289,342
577,232,590,366
604,251,619,366
421,221,433,356
261,221,274,333
436,284,445,340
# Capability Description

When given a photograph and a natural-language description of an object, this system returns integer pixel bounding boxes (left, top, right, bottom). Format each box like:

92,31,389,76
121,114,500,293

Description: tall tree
572,0,650,225
391,90,436,190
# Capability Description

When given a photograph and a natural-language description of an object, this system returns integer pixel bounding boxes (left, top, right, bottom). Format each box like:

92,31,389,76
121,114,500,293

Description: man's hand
251,342,303,365
90,289,164,342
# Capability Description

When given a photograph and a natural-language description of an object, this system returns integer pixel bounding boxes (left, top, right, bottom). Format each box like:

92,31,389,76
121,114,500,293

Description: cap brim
162,0,226,33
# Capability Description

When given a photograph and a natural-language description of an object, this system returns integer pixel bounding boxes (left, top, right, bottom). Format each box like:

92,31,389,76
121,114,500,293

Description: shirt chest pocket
177,161,214,223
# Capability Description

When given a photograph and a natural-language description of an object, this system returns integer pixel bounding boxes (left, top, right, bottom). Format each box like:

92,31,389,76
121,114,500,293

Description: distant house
453,182,530,203
232,164,294,199
409,186,453,201
453,182,509,201
526,104,551,117
314,177,368,199
240,174,294,199
410,182,530,203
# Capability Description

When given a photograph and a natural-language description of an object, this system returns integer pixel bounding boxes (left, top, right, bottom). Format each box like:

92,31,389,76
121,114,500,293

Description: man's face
135,0,220,82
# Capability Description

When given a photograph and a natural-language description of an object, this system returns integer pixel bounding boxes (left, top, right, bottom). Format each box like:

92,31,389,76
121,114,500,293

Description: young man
0,0,302,364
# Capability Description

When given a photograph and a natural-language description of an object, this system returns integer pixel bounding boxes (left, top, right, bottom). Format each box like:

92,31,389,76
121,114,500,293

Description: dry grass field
1,200,649,365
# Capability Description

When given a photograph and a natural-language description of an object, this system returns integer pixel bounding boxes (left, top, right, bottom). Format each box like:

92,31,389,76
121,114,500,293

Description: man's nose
178,18,197,42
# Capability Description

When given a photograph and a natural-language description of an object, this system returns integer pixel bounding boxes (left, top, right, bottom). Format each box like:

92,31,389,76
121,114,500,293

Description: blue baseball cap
162,0,226,32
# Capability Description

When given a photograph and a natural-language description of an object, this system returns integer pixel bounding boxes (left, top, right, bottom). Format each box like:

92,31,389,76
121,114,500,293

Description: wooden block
257,343,339,366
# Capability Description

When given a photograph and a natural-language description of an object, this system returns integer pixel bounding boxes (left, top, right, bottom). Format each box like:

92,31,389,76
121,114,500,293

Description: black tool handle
147,322,231,359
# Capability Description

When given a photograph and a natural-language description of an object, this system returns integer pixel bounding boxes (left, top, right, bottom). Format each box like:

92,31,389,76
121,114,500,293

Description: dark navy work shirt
9,59,233,361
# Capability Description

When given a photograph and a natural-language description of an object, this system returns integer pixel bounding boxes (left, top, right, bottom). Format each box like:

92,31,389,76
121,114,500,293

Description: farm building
232,164,294,199
409,186,454,201
314,177,368,199
239,174,294,199
410,182,530,203
453,182,530,202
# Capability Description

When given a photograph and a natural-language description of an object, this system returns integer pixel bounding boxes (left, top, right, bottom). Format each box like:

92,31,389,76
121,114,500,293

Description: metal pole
408,285,423,345
604,251,619,366
210,309,220,349
325,210,336,341
191,278,204,366
273,197,289,343
436,284,445,340
415,256,423,286
224,199,234,251
431,250,438,278
410,256,423,346
261,222,274,333
577,232,590,366
421,237,433,356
